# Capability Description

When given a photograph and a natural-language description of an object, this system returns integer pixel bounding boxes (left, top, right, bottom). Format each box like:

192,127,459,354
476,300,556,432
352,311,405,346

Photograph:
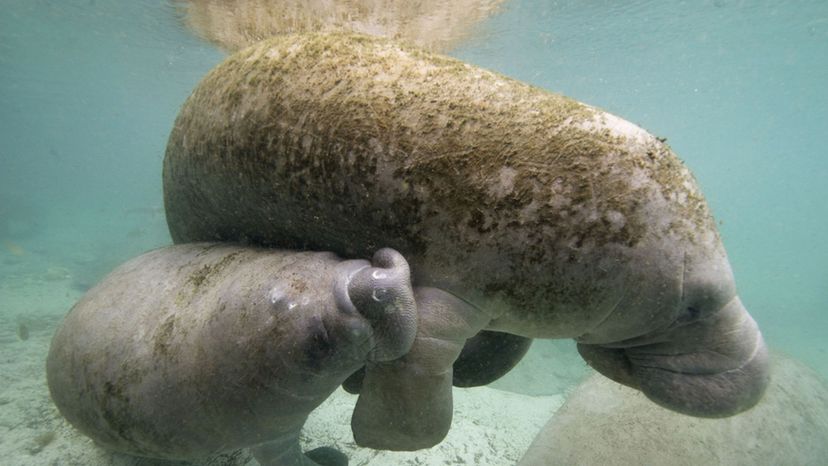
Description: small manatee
46,243,416,465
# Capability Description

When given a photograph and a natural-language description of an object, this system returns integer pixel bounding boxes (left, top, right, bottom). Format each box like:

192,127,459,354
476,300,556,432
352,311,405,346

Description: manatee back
164,33,721,337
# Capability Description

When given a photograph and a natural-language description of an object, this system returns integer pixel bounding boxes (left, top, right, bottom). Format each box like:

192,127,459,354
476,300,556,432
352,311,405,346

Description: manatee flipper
351,287,491,450
341,367,365,395
453,331,532,387
342,330,531,394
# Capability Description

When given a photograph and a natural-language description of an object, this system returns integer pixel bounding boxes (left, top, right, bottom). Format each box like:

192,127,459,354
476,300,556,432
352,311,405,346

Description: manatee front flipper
453,331,532,387
577,296,769,417
341,330,531,394
341,367,365,395
350,287,491,450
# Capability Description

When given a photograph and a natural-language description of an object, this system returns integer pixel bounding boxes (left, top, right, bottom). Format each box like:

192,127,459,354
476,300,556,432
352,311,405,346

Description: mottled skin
163,34,769,450
46,243,417,465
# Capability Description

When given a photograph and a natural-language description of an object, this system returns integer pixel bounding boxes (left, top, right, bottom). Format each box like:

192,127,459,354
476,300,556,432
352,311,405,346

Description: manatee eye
676,306,701,324
305,316,335,368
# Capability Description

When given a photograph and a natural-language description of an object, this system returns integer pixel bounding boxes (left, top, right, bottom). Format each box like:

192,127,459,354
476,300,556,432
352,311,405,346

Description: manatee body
163,34,769,449
46,243,417,465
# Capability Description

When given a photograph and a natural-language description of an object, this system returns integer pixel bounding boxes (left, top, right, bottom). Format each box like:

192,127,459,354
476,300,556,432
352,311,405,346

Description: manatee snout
336,248,417,362
578,296,769,417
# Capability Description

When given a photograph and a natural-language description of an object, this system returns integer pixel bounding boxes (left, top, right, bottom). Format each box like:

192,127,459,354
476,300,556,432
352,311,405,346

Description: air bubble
371,270,387,280
269,284,287,304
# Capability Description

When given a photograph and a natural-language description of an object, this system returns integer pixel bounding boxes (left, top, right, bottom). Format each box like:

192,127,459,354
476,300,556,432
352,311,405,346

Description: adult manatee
163,33,770,450
46,243,417,465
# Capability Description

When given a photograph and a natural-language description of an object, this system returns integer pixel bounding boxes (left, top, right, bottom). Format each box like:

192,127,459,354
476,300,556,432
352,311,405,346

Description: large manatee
46,243,417,465
163,33,770,449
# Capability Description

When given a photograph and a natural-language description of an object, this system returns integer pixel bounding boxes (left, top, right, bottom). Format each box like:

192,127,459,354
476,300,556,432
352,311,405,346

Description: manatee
46,243,417,465
162,33,770,450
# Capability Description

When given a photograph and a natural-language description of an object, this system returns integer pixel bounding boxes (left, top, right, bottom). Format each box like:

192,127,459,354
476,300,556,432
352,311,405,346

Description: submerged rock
519,352,828,466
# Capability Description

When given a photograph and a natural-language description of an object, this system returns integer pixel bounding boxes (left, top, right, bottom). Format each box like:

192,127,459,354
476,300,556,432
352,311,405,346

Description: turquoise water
1,0,221,273
1,0,826,464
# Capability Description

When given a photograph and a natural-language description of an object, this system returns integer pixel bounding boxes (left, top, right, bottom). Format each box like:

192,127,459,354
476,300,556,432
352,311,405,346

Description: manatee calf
46,243,417,465
163,33,770,449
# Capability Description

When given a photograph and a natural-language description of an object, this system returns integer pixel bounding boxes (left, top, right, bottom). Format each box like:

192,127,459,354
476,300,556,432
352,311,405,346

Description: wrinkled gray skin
163,34,770,450
46,243,417,465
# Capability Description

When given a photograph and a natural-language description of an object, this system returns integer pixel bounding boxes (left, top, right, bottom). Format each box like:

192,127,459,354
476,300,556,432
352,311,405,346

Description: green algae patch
164,33,722,328
187,250,242,289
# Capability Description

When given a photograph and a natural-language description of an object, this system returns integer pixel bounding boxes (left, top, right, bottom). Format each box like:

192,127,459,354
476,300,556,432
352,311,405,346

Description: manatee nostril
311,315,330,345
371,288,389,302
305,316,335,366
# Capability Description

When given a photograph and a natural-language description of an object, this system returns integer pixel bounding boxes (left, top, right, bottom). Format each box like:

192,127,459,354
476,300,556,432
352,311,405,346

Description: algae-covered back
164,33,720,337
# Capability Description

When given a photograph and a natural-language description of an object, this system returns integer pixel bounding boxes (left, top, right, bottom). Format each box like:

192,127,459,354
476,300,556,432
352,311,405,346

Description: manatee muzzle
577,296,770,417
334,248,418,362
